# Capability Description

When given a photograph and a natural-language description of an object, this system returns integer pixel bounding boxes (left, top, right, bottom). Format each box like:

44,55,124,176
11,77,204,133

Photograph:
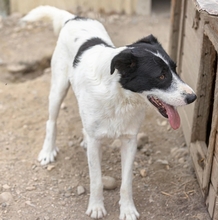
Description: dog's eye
159,74,165,80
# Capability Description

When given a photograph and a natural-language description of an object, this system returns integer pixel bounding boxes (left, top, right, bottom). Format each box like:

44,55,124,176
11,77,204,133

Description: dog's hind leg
86,136,107,219
38,62,70,165
119,136,140,220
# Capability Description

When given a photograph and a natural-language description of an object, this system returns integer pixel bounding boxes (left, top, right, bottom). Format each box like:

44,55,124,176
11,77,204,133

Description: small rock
2,184,10,190
47,165,55,171
0,192,13,204
43,67,51,74
65,156,71,160
102,176,117,190
7,63,28,73
0,58,5,66
137,133,149,149
157,119,167,126
68,141,74,147
25,200,35,207
64,192,72,198
140,169,147,177
26,186,36,191
77,185,85,195
178,157,185,164
111,139,121,148
61,102,67,110
156,159,169,165
134,161,138,166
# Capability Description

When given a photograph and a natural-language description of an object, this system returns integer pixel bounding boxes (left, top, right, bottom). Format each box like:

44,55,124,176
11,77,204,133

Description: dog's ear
135,34,158,45
110,49,137,75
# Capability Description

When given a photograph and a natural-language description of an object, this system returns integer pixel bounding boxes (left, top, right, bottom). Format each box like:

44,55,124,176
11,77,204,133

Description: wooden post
0,0,9,16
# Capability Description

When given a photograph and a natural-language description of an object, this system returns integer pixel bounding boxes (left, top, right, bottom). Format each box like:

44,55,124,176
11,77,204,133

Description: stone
7,63,28,73
102,176,117,190
26,186,36,191
111,139,121,148
137,132,149,149
68,141,74,147
61,102,67,109
47,165,55,171
77,185,85,195
156,159,169,165
140,168,147,177
2,184,10,190
0,192,13,204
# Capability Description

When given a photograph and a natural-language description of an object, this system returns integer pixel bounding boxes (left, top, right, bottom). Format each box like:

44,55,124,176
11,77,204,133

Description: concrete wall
10,0,151,15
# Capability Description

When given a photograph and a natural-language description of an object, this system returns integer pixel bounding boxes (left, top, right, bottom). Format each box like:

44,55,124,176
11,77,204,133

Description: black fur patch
65,16,89,25
73,37,113,67
111,35,177,93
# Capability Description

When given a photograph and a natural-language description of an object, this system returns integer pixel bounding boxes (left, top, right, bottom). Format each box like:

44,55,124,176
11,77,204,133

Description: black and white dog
22,6,196,220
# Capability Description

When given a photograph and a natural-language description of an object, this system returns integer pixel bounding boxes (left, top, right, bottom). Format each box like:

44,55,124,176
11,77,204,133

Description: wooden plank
215,132,218,161
206,183,216,218
211,156,218,193
181,55,198,91
191,33,217,143
168,0,182,62
213,196,218,220
202,61,218,196
176,0,186,74
179,103,195,144
204,22,218,53
10,0,133,14
179,108,191,144
190,141,207,194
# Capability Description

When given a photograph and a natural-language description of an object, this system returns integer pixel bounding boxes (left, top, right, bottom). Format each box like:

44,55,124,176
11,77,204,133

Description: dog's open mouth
147,95,180,130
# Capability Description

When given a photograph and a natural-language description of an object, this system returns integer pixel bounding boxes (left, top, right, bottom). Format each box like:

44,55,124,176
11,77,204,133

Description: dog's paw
86,202,107,219
38,147,59,165
119,204,140,220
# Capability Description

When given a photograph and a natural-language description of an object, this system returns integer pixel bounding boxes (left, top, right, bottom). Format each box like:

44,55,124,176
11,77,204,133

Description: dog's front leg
86,136,107,219
119,136,139,220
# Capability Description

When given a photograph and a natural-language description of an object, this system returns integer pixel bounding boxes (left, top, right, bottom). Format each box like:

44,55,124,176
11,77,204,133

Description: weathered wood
176,0,186,74
206,183,217,218
213,197,218,220
190,141,207,193
179,108,192,144
191,33,216,143
215,132,218,161
168,0,182,62
202,50,218,197
211,156,218,193
10,0,137,15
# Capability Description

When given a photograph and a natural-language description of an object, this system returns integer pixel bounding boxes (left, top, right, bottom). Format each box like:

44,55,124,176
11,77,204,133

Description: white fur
22,6,195,220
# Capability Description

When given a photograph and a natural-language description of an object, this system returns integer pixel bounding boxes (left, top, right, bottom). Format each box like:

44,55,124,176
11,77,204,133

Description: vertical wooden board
206,183,216,218
179,108,191,144
176,0,186,74
215,132,218,161
202,59,218,193
190,141,207,192
181,57,198,91
211,156,218,194
168,0,182,62
213,197,218,220
191,34,217,143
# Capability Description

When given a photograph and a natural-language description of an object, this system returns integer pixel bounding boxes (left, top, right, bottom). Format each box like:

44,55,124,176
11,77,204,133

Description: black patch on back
73,37,113,67
65,16,89,25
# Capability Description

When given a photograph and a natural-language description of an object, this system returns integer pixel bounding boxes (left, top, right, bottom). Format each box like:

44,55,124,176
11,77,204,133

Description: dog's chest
82,98,146,139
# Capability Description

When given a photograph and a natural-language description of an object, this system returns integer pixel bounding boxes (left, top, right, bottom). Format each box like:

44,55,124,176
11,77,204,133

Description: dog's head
110,35,196,130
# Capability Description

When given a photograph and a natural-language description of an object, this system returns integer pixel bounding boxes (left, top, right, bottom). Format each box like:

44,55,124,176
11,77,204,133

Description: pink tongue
163,104,180,130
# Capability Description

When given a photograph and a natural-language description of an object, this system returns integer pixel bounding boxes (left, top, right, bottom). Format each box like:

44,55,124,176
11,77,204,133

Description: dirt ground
0,4,211,220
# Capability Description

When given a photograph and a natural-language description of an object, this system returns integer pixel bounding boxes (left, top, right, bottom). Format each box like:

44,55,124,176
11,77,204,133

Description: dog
22,6,196,220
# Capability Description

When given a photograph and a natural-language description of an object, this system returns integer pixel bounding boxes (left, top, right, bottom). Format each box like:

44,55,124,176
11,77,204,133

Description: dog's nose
185,93,197,104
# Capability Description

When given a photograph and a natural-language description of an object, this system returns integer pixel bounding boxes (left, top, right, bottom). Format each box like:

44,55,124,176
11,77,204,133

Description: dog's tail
21,6,74,35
